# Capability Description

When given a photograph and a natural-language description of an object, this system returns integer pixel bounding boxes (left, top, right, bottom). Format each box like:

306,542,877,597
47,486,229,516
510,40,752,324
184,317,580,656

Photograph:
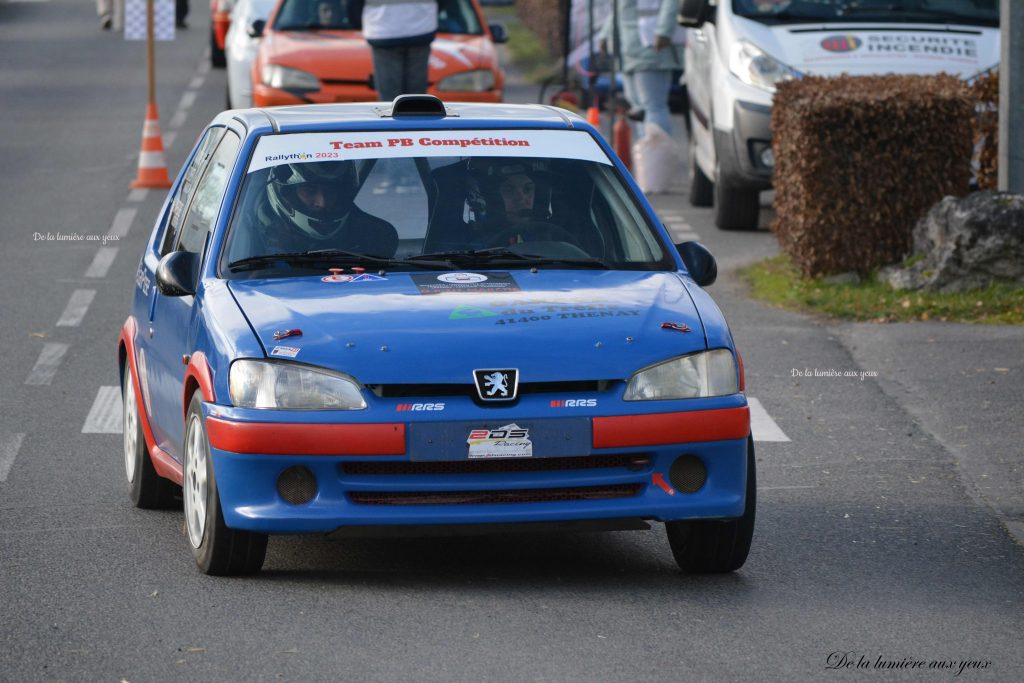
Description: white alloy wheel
123,370,138,484
183,413,209,549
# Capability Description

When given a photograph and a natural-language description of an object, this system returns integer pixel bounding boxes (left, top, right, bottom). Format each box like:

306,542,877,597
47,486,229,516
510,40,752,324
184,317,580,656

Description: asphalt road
1,2,1022,681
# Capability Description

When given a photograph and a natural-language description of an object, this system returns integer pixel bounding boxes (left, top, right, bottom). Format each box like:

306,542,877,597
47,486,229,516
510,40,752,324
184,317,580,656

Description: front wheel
183,390,267,575
713,177,761,231
666,437,756,573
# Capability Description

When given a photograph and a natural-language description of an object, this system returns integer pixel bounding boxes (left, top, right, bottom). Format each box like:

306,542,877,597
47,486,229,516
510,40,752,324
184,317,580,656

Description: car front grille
347,484,643,506
340,454,650,476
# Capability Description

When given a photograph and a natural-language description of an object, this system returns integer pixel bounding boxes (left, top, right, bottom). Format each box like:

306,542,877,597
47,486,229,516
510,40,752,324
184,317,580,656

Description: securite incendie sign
248,129,612,173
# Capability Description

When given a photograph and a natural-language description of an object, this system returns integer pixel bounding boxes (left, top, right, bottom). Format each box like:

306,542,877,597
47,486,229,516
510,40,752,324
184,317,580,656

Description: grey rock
880,192,1024,292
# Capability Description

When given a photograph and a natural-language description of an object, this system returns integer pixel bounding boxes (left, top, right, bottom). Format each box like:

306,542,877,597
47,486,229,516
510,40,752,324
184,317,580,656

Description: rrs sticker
396,403,445,412
550,399,597,408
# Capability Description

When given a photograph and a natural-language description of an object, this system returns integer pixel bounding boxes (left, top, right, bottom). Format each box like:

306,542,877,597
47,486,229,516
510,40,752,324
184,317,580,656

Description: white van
680,0,999,230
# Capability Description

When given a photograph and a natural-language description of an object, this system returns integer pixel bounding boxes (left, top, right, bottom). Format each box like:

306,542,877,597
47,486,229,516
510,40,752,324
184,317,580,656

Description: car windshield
220,129,672,277
274,0,483,34
733,0,998,26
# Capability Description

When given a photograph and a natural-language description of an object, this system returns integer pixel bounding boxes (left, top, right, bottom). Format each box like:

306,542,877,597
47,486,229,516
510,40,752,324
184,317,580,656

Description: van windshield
733,0,998,27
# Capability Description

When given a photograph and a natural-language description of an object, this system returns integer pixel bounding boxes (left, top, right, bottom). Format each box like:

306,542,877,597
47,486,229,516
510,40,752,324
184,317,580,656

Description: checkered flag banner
125,0,175,41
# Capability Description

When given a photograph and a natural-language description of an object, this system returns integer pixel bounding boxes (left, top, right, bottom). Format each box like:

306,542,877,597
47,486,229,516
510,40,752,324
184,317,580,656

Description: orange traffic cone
130,103,172,189
613,113,632,170
586,105,601,126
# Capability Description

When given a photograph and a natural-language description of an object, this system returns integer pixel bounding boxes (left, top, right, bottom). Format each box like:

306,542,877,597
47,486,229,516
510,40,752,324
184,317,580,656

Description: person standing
601,0,683,136
362,0,439,102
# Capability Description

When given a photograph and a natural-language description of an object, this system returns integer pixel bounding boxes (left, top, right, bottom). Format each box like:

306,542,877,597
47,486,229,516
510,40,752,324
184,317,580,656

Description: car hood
228,270,708,384
263,31,494,79
738,20,999,78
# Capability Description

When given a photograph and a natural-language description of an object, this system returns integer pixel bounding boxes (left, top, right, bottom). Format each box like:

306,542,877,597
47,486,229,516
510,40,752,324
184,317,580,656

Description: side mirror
489,23,508,44
156,251,200,297
676,241,717,287
247,19,265,38
678,0,712,27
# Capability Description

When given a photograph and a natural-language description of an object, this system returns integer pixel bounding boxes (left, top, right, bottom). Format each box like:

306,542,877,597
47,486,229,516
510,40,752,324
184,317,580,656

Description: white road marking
82,386,123,434
56,289,96,327
169,109,188,130
188,74,205,91
673,231,701,242
749,397,791,442
178,90,198,111
108,207,137,238
0,434,25,483
84,247,118,278
126,188,148,202
164,130,178,150
25,343,69,386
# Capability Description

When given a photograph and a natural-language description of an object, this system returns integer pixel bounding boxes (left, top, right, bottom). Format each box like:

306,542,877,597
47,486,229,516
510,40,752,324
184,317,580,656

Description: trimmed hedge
771,74,973,278
515,0,569,64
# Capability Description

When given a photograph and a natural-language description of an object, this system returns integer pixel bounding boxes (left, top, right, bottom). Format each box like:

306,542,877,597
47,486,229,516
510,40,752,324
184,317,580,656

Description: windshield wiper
228,249,454,273
410,248,611,269
838,5,995,25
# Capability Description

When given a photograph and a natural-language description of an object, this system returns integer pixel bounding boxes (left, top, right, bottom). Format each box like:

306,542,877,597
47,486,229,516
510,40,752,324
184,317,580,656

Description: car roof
216,101,585,135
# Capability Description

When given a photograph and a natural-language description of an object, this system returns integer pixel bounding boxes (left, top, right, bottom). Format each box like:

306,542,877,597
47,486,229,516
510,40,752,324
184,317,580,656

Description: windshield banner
248,129,612,173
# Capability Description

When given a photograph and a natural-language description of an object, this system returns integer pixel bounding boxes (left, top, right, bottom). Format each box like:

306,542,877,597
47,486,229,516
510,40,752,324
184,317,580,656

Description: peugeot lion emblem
473,369,519,402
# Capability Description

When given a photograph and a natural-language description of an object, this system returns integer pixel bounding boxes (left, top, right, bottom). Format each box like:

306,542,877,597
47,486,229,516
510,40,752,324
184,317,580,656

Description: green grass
740,255,1024,324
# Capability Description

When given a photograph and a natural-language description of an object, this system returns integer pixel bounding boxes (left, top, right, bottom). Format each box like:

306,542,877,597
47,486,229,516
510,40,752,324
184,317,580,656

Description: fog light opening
669,455,707,494
277,466,317,505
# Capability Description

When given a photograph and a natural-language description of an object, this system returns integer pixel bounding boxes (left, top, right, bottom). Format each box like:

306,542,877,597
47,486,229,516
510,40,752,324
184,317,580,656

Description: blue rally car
119,95,755,575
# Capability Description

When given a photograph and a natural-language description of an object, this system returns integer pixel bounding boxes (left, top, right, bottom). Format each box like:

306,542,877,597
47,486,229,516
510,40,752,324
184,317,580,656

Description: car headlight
261,64,321,91
436,69,496,92
229,360,366,410
624,350,738,401
728,40,799,92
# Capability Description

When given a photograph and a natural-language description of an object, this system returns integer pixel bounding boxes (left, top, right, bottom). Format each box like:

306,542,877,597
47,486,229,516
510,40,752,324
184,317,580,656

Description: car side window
161,128,225,256
176,131,241,255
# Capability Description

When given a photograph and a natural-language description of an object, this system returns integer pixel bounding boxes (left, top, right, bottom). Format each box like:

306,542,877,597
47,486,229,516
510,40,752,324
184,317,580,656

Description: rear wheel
183,390,267,575
687,128,713,208
210,27,226,69
666,437,756,573
123,364,177,509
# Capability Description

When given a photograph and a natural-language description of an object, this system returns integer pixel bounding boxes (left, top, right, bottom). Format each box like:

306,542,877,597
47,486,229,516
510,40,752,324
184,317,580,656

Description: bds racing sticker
412,272,520,295
467,423,533,459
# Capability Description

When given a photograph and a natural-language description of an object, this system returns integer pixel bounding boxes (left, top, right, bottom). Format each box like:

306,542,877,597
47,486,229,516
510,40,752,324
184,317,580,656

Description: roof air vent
388,94,447,117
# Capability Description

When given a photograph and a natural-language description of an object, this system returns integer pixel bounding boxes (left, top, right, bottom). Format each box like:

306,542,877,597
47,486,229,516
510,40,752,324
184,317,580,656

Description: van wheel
666,437,756,573
687,132,713,207
713,179,760,231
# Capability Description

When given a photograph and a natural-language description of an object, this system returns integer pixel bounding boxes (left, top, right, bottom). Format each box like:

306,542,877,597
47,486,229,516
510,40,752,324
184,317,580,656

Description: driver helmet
266,161,358,240
466,158,551,225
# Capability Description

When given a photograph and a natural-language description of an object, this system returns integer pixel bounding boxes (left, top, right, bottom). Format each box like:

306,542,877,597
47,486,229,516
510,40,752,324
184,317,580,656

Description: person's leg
371,47,404,101
97,0,112,28
621,71,642,139
402,43,431,95
633,69,674,136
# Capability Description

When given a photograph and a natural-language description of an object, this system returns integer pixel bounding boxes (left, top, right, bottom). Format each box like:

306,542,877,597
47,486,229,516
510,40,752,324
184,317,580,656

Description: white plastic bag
633,123,680,195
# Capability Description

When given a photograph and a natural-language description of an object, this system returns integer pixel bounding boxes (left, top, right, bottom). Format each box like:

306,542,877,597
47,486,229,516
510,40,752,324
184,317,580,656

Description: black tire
687,127,713,208
183,390,267,575
210,27,226,69
666,437,756,573
713,176,761,231
123,364,178,509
